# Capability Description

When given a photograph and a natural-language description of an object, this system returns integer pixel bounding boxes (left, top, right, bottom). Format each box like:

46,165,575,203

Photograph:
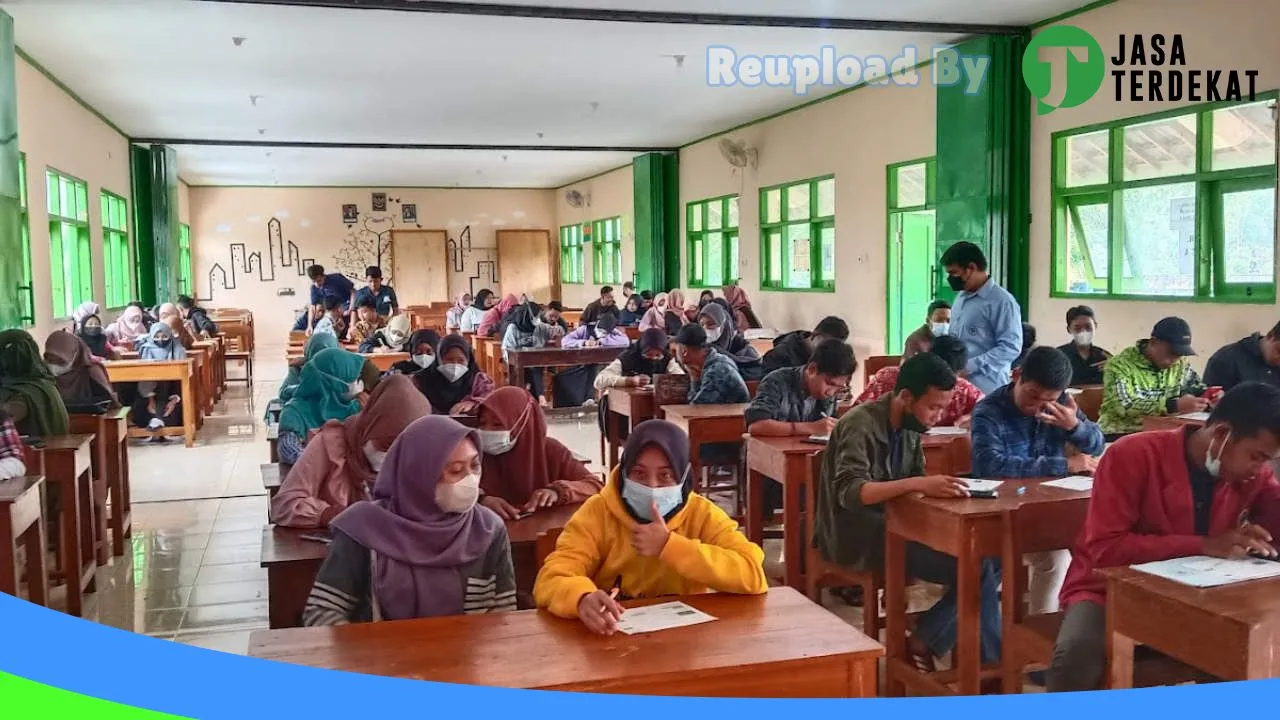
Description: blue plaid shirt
689,349,750,405
970,384,1104,478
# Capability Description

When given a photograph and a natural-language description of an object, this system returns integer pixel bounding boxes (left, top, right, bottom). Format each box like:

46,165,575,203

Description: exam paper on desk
616,602,717,635
1131,555,1280,588
963,479,1004,492
1041,476,1094,492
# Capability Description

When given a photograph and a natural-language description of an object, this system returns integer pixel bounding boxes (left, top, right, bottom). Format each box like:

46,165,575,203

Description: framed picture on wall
342,204,359,224
371,192,387,212
402,203,417,223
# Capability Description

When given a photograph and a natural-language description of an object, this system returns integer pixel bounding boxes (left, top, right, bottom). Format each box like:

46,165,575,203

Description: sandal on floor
906,635,937,674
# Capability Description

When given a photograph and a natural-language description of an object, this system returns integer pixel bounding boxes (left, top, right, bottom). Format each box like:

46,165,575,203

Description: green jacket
814,396,923,571
1099,341,1205,435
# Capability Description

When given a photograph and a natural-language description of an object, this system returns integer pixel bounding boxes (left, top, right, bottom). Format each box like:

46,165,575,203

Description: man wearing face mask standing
1099,316,1209,439
941,242,1023,395
1056,306,1111,386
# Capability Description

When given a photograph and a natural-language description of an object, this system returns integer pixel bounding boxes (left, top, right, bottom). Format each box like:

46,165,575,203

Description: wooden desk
661,403,749,479
623,326,642,340
37,435,97,617
104,359,197,447
0,476,48,607
267,424,279,464
922,430,972,476
265,399,283,425
605,386,656,468
262,463,283,501
745,435,820,592
195,340,223,404
1142,414,1208,432
506,346,626,387
248,586,883,697
1103,567,1280,684
283,352,409,373
68,408,132,563
188,346,211,424
884,478,1090,696
507,503,581,603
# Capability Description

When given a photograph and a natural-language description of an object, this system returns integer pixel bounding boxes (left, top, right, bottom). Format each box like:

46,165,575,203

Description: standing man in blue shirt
942,241,1023,395
353,265,399,318
306,264,357,333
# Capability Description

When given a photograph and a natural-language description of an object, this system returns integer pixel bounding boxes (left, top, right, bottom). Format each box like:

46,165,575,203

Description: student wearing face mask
618,294,645,327
276,347,369,466
1048,382,1280,692
903,300,952,360
460,289,496,333
592,329,683,441
697,300,763,381
534,420,766,634
1056,306,1111,386
360,313,410,354
413,334,495,415
387,329,441,375
941,241,1023,394
501,302,558,403
43,330,119,411
77,313,119,360
0,329,70,437
272,375,432,529
303,415,516,625
132,323,187,439
560,312,628,349
473,387,603,520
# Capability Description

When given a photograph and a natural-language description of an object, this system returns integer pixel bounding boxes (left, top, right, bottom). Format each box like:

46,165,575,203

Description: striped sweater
1099,341,1205,436
303,526,517,626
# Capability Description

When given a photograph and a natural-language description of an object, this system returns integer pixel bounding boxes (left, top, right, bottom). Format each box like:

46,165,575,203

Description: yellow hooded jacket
533,469,768,619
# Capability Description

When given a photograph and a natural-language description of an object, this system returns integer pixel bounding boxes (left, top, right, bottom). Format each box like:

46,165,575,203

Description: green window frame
885,157,937,352
46,168,92,319
591,216,622,285
101,190,133,308
1051,93,1277,303
17,153,33,325
686,194,740,288
759,175,836,292
178,223,193,296
559,224,584,284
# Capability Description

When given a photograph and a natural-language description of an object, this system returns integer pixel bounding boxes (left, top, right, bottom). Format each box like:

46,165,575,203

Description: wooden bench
226,349,254,385
68,408,132,562
32,436,97,617
0,476,49,607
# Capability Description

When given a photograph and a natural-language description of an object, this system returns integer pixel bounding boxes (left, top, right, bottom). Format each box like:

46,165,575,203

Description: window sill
1049,290,1276,305
759,285,836,294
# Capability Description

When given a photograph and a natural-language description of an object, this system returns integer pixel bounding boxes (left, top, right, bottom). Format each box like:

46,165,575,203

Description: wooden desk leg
782,470,803,592
955,538,981,696
884,528,908,697
23,515,48,607
92,448,109,567
508,356,523,387
1106,600,1135,689
78,470,97,593
849,656,878,698
116,430,132,552
607,409,623,469
106,423,126,556
0,511,16,595
745,467,764,546
688,423,704,493
181,374,196,447
55,479,85,616
268,562,318,629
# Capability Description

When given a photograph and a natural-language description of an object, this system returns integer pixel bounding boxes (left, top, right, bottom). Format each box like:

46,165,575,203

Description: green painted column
631,152,679,292
131,144,180,305
0,11,21,328
934,34,1032,315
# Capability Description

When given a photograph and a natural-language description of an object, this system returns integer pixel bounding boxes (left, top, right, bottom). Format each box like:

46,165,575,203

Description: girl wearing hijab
478,293,519,337
460,289,495,333
78,314,118,360
106,305,149,346
445,292,472,332
721,283,760,331
360,313,410,354
561,313,628,349
133,322,187,437
619,294,644,326
697,301,763,381
163,314,197,350
474,386,602,520
414,334,494,415
0,329,70,437
273,375,432,529
43,331,119,410
388,329,441,375
637,292,671,333
665,290,692,334
593,329,681,391
277,347,368,465
278,332,339,404
696,290,714,312
0,408,26,480
70,301,101,333
303,415,515,625
534,420,766,633
501,302,556,401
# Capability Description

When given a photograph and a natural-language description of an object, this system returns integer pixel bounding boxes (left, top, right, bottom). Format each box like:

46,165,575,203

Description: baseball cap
674,323,708,349
1152,316,1195,356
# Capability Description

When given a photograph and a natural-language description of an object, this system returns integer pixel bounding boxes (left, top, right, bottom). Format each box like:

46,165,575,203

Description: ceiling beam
130,138,673,152
195,0,1024,35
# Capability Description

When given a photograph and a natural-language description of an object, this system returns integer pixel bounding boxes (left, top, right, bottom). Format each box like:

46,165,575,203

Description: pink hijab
722,284,752,332
638,292,669,332
478,294,518,336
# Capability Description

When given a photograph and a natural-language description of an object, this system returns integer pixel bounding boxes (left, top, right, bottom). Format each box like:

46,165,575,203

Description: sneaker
147,418,164,431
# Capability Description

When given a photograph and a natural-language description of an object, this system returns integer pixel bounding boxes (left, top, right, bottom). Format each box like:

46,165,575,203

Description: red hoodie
1059,428,1280,608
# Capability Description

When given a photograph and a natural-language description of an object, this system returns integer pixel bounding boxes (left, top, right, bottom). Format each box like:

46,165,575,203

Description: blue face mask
622,479,684,522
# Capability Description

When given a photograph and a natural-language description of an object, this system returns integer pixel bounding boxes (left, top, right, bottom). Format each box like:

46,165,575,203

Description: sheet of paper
964,479,1004,492
1041,476,1094,492
926,426,968,436
1177,411,1211,421
616,601,717,635
1064,388,1084,396
1131,555,1280,588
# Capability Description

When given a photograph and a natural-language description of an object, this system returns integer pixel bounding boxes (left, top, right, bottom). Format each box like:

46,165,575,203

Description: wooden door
390,229,450,306
496,229,556,303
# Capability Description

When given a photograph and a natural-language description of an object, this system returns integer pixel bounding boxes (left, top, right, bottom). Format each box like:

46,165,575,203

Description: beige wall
1029,0,1280,361
178,179,190,226
17,55,131,341
189,186,556,342
554,164,634,308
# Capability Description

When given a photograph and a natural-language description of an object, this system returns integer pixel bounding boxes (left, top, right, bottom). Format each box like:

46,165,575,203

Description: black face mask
901,411,929,434
83,326,103,336
947,274,966,292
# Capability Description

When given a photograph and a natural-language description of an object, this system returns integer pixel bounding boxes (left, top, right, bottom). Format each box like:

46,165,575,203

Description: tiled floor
72,346,888,658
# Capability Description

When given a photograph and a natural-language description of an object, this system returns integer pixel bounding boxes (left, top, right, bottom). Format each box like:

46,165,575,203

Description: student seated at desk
761,316,850,375
618,293,644,326
157,303,197,350
77,313,119,360
359,313,409,355
747,340,855,518
0,409,26,479
480,293,519,338
697,301,763,381
70,301,101,334
445,292,472,332
132,323,187,440
105,304,149,347
277,332,339,408
277,348,368,465
814,353,1002,671
414,334,494,415
534,420,767,634
581,285,621,326
1048,382,1280,692
675,324,749,405
902,300,951,360
1056,305,1111,386
501,302,560,402
460,289,495,333
0,329,70,436
593,329,682,392
347,296,384,346
311,296,349,340
387,330,440,375
1204,320,1280,393
970,346,1104,615
177,295,218,339
474,387,602,520
304,415,516,625
1100,316,1208,438
561,312,628,349
273,375,431,529
43,331,119,411
857,336,981,427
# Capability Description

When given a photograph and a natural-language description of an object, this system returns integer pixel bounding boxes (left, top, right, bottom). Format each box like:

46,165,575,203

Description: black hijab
390,329,442,375
618,328,671,377
618,419,692,523
512,302,540,334
415,333,479,413
78,315,110,358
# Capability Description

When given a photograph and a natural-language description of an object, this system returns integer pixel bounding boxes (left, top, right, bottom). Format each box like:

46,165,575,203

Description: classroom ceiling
5,0,1101,187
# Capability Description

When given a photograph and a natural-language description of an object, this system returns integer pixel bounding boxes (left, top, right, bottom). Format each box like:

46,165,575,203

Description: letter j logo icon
1022,25,1105,115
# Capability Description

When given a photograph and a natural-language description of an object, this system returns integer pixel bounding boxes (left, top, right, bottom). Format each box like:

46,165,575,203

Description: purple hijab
330,415,502,620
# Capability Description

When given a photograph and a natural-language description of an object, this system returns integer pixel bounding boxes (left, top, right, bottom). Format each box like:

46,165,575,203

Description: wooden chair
862,355,900,388
803,453,882,642
535,527,563,568
1073,385,1103,422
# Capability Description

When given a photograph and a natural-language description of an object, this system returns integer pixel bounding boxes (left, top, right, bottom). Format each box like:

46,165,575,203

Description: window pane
1064,130,1110,187
707,201,722,230
76,183,88,222
819,223,835,282
764,189,781,224
788,184,810,222
767,230,782,283
1123,115,1197,181
706,231,724,286
47,173,59,215
1220,186,1275,285
1064,200,1110,294
17,156,26,210
727,231,739,282
895,165,926,207
817,178,836,216
691,238,703,282
1211,101,1276,171
690,204,702,232
1119,182,1196,296
786,223,811,288
727,196,739,228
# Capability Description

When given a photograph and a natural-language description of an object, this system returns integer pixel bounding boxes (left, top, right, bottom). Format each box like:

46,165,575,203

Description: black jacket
761,330,812,375
188,307,218,337
1203,333,1280,391
580,300,620,326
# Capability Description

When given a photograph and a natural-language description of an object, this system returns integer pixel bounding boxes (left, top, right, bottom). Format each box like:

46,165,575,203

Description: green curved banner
0,671,190,719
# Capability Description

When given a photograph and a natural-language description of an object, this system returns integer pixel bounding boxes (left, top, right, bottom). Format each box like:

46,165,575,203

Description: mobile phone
968,489,998,499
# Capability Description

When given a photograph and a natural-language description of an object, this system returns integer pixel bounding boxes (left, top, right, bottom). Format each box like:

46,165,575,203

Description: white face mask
704,326,723,343
412,353,435,369
435,472,481,513
387,330,407,346
47,362,71,376
622,479,684,521
930,322,950,336
477,429,515,455
344,380,363,400
438,363,468,382
1073,330,1094,347
1205,431,1229,478
362,440,387,472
